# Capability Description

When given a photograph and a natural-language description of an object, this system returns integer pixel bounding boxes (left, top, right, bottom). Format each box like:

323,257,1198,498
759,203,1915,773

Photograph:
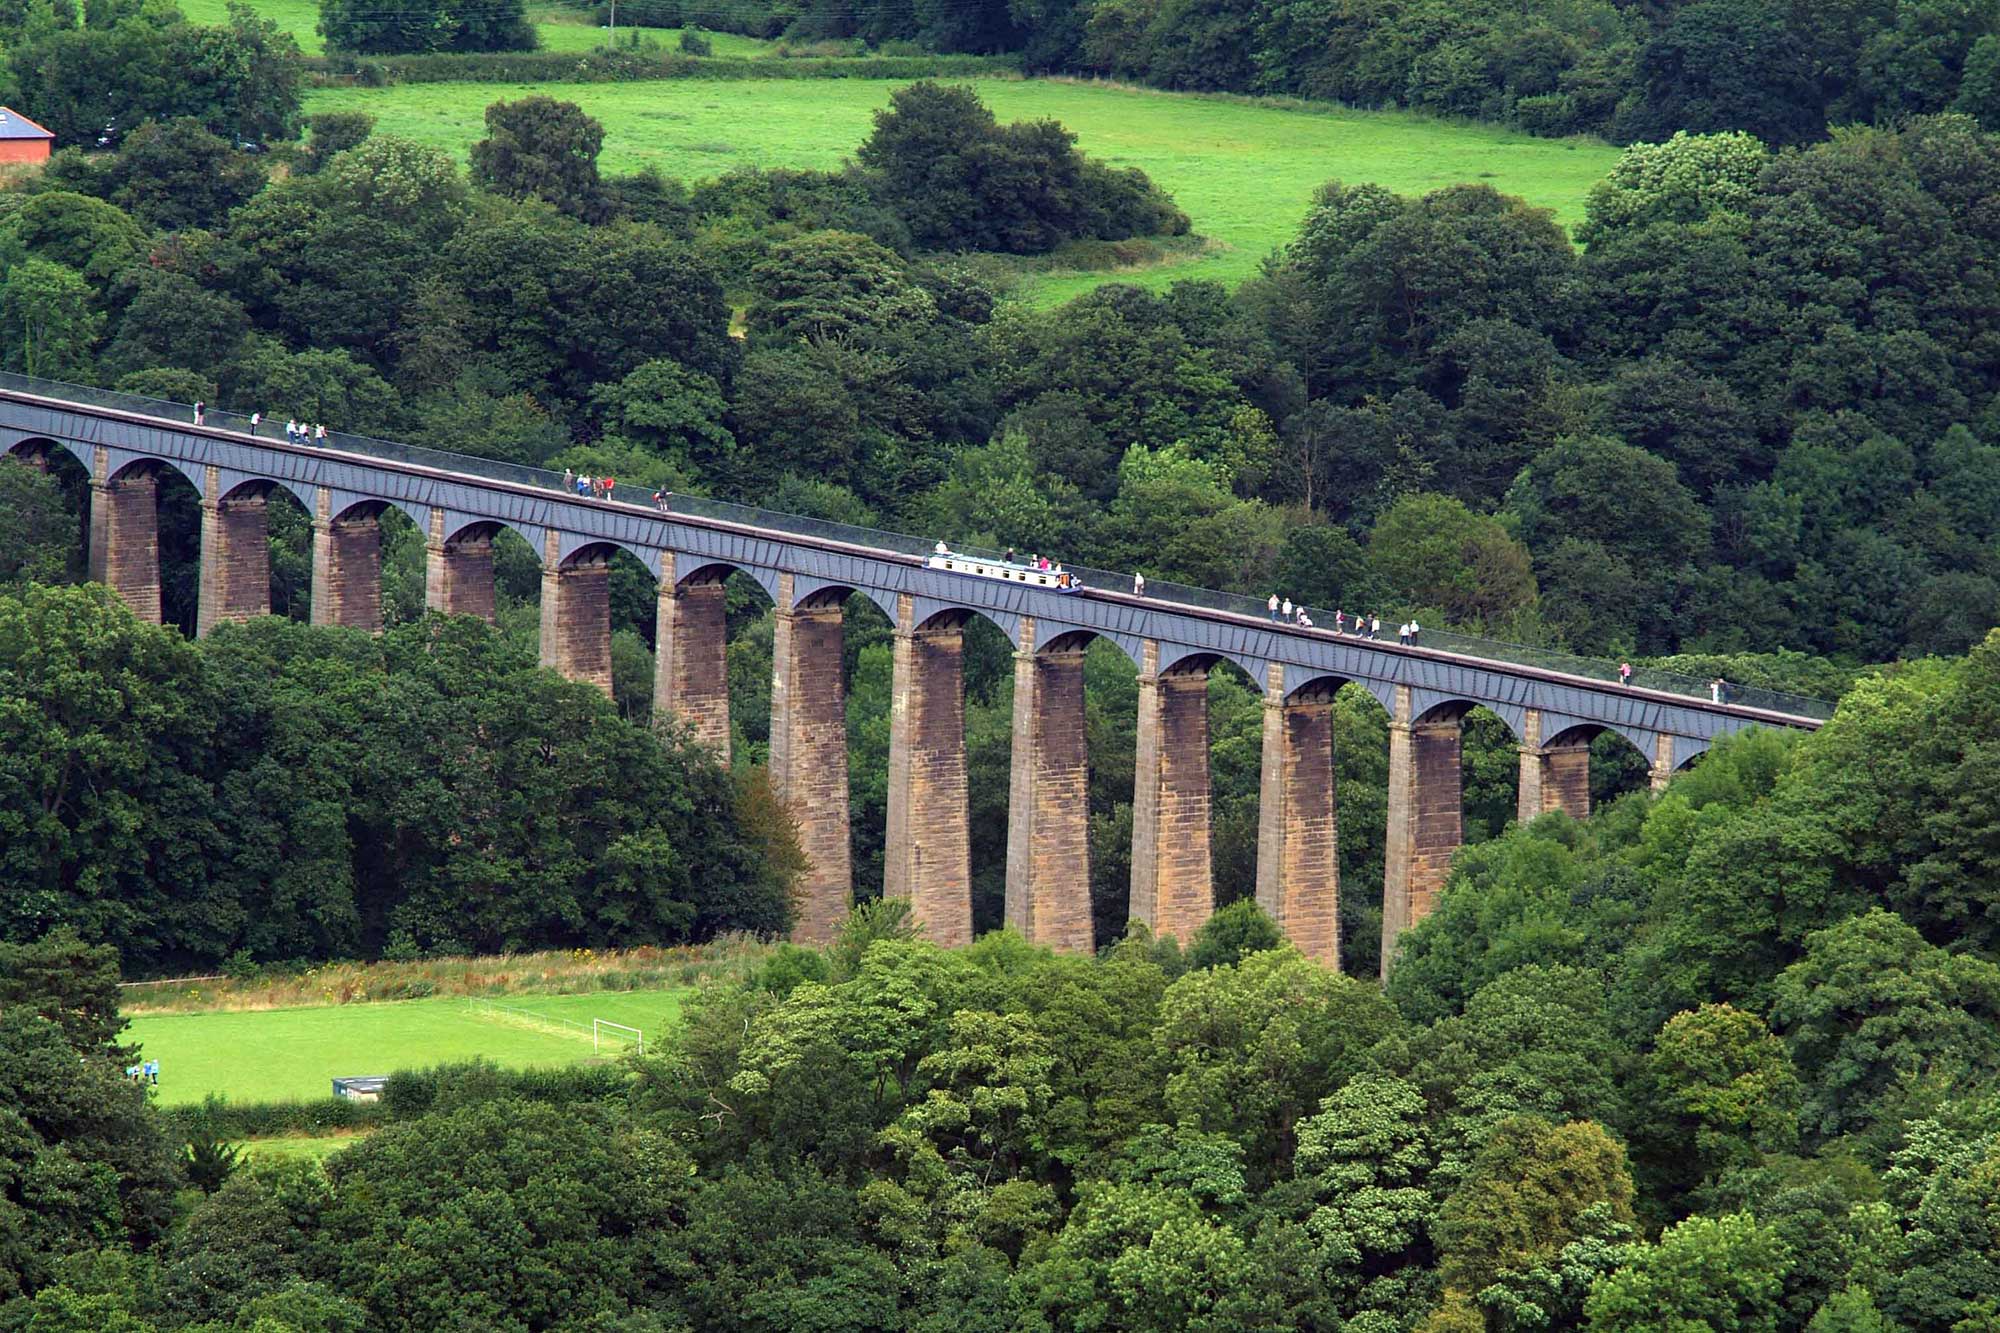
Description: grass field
176,0,772,59
302,77,1621,303
127,987,686,1104
240,1133,372,1162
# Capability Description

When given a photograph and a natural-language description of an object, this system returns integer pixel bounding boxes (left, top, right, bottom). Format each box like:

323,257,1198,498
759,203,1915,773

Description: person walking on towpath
1268,593,1281,620
1282,598,1294,620
1619,662,1633,687
1370,614,1381,640
1409,620,1420,645
1133,572,1145,596
1334,609,1345,635
564,467,574,492
192,400,205,426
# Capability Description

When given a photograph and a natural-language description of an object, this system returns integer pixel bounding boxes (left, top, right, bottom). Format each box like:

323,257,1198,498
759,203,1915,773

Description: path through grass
303,77,1620,302
127,987,686,1104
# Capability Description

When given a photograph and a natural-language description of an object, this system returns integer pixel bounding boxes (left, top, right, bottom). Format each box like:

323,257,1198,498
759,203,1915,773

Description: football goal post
593,1019,644,1055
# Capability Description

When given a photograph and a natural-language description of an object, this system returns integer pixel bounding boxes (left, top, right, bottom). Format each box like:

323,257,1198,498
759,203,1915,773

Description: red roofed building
0,108,53,164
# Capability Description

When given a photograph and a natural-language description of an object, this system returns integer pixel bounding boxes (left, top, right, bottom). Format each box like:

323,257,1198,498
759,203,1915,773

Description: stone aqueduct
1,384,1826,974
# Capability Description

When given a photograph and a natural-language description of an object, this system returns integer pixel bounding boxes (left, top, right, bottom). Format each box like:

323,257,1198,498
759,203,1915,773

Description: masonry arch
1541,722,1655,813
2,436,90,592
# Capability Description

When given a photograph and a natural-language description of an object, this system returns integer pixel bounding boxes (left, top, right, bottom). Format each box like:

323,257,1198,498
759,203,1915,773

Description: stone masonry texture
771,581,852,944
1255,670,1340,969
885,596,973,947
539,542,613,697
311,496,382,632
424,511,497,621
197,474,270,637
89,470,161,624
657,576,732,760
1004,621,1094,954
1130,641,1215,947
1380,688,1464,977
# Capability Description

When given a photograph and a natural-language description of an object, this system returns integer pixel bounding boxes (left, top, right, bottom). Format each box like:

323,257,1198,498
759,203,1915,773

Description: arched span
109,453,204,496
4,434,70,464
1544,722,1653,768
1415,697,1527,743
445,516,541,555
560,540,624,571
915,604,1021,645
674,558,781,605
1157,643,1265,685
1283,672,1389,714
219,474,316,515
1538,712,1661,763
1026,622,1144,669
787,576,901,624
330,497,391,525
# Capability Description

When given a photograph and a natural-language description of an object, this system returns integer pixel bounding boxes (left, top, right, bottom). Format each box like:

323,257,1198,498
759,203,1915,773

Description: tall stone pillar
87,449,161,624
1648,733,1676,794
310,488,381,632
1129,640,1214,946
771,574,851,943
1254,666,1339,968
1381,686,1463,977
1004,618,1094,954
653,555,731,760
538,531,612,696
423,509,495,621
1516,709,1593,824
884,593,972,946
196,466,269,637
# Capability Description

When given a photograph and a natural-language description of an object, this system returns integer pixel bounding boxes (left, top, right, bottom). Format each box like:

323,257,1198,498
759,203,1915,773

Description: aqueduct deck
1,377,1828,973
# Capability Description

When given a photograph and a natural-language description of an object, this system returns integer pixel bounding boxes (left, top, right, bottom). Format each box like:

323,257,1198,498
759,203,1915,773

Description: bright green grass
126,987,686,1105
303,76,1619,302
175,0,772,59
239,1133,371,1162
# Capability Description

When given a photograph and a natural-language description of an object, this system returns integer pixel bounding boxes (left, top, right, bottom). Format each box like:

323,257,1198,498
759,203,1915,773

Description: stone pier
310,489,381,632
87,449,160,624
654,556,732,759
1254,667,1339,968
1516,709,1593,823
1129,641,1214,946
424,510,496,621
538,533,612,696
771,575,852,943
196,467,270,637
1381,686,1463,977
1004,619,1094,954
884,594,972,946
1649,733,1676,794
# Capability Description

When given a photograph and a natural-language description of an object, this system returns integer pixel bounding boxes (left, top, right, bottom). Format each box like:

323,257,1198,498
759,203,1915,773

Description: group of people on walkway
284,419,327,446
563,468,618,501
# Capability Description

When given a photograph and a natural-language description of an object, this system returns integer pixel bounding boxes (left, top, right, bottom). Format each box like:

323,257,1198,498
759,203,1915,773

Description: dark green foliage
0,587,799,970
469,96,606,219
319,0,535,54
3,6,303,146
179,1132,240,1194
855,81,1188,253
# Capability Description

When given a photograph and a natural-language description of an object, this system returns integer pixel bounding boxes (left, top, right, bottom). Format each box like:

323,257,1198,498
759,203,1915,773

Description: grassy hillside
303,77,1620,303
176,0,775,59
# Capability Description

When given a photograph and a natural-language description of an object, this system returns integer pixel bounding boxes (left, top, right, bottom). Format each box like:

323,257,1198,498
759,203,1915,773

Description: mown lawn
176,0,772,59
126,987,686,1104
303,77,1621,303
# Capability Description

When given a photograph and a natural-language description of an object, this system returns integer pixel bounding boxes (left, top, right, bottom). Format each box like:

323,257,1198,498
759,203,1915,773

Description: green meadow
176,0,773,59
126,987,686,1104
303,77,1621,302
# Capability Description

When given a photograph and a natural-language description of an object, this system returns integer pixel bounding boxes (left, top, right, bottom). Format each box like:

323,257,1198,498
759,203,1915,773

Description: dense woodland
4,629,2000,1330
7,77,2000,961
6,0,2000,1326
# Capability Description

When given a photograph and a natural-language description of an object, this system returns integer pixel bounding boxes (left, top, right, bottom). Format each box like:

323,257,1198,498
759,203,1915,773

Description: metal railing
0,371,1835,721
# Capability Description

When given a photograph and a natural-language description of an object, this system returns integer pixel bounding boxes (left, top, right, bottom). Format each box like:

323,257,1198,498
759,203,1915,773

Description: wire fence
0,371,1835,721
